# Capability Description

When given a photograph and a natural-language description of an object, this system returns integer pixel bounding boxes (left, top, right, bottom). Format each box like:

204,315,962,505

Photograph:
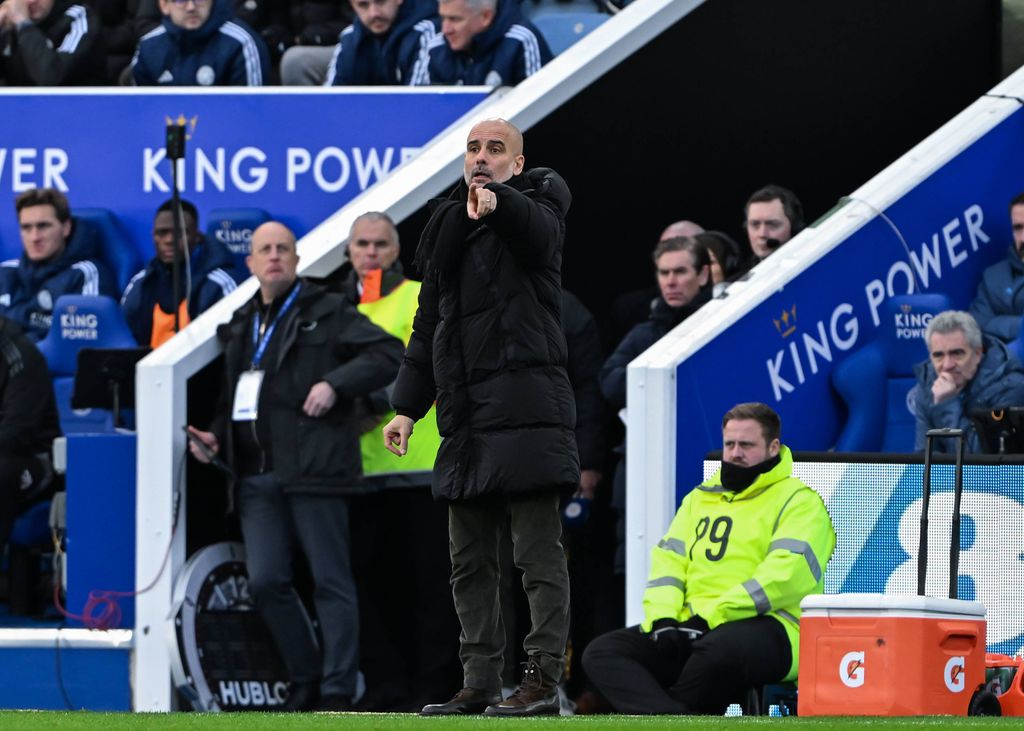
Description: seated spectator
319,0,436,86
0,314,61,560
409,0,551,86
738,184,804,274
910,310,1024,454
605,220,706,351
131,0,351,84
91,0,138,82
121,198,240,348
695,230,743,297
601,236,712,575
582,402,835,715
0,0,106,84
0,188,117,341
969,191,1024,345
131,0,270,86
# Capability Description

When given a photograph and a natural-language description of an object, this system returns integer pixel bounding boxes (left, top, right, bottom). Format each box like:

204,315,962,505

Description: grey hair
447,0,496,9
925,310,983,350
349,211,399,246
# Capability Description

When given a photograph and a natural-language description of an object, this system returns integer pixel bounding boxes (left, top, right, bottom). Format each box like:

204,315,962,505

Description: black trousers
582,616,791,714
237,473,358,698
448,489,570,691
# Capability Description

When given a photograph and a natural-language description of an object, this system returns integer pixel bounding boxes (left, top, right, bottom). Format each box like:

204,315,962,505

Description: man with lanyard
187,221,405,711
582,402,835,714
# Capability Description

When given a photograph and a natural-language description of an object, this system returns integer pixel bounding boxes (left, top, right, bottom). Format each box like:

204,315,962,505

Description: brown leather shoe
484,659,560,716
420,687,502,716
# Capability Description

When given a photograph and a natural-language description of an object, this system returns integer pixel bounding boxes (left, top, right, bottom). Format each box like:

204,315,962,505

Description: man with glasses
910,310,1024,454
131,0,269,85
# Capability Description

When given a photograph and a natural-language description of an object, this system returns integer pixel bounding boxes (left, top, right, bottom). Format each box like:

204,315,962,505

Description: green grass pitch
0,714,1015,730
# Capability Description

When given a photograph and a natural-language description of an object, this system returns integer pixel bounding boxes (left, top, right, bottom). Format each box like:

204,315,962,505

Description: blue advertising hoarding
678,108,1024,492
0,90,489,266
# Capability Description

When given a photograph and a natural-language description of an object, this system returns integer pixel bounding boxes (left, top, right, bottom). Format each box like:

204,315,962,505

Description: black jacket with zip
210,279,404,495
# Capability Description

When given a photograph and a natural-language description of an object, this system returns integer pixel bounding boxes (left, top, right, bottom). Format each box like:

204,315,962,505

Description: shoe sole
483,702,560,716
420,704,495,716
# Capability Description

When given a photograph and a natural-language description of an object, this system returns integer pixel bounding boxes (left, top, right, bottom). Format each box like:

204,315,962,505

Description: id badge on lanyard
233,283,301,422
233,370,264,421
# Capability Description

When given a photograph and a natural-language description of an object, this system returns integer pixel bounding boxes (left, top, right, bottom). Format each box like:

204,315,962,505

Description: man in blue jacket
409,0,550,86
911,310,1024,454
131,0,270,85
969,191,1024,344
121,198,241,348
0,188,117,341
324,0,437,85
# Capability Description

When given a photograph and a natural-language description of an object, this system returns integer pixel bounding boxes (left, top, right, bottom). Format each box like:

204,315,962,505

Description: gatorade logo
839,651,865,688
944,656,966,693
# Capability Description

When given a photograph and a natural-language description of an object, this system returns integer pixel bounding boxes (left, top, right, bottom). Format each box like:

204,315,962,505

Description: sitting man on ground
131,0,270,85
0,0,106,84
583,402,835,715
0,188,117,341
409,0,550,86
911,309,1024,454
121,198,240,348
969,191,1024,345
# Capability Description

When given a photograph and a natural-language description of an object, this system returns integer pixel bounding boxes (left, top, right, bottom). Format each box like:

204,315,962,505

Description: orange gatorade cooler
798,592,986,716
800,429,988,716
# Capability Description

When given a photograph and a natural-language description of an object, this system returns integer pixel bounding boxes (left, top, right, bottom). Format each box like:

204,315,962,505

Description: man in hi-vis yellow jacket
583,402,835,715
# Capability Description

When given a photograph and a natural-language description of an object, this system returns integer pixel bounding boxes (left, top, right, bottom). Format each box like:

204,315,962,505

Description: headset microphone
765,238,783,250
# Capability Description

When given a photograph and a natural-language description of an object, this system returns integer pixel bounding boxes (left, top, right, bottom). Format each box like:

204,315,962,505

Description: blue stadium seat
205,207,271,273
75,208,144,294
832,293,952,452
35,295,138,433
533,11,609,55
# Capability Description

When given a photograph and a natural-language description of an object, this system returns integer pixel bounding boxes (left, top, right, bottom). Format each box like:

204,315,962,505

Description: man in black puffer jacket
384,118,578,717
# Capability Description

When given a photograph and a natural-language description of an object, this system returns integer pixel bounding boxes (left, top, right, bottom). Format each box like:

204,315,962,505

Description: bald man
188,221,404,712
384,118,577,716
659,220,705,241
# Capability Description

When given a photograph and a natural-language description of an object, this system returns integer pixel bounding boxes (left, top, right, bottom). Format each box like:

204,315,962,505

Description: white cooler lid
800,592,985,617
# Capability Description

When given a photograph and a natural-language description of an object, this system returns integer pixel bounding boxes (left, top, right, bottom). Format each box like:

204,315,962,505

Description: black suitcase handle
920,428,965,599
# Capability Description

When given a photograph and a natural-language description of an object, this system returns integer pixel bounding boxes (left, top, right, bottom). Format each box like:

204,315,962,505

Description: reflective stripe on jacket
642,445,835,680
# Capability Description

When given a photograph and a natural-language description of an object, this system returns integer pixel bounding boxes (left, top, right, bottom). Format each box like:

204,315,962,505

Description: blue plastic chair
205,207,271,274
533,11,609,55
75,208,144,294
832,293,952,452
35,295,139,434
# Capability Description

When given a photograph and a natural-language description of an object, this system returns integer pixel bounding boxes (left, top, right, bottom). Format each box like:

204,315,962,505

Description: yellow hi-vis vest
641,446,835,681
357,278,441,480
